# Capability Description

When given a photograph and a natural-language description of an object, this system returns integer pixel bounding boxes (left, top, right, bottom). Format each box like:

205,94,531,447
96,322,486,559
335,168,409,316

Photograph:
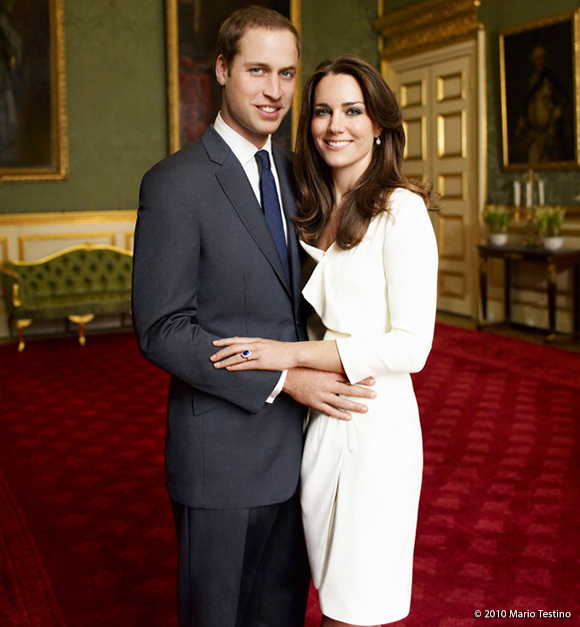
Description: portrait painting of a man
500,11,579,170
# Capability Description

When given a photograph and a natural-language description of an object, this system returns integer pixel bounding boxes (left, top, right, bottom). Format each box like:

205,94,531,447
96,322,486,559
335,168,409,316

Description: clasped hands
211,336,376,421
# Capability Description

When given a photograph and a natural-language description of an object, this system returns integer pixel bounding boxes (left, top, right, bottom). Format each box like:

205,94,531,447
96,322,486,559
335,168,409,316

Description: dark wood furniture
477,243,580,341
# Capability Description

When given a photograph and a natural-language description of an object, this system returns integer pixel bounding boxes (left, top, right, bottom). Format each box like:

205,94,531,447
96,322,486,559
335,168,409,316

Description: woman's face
310,73,381,184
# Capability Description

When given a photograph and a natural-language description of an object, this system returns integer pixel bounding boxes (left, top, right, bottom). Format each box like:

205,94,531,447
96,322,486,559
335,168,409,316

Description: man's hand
283,367,376,421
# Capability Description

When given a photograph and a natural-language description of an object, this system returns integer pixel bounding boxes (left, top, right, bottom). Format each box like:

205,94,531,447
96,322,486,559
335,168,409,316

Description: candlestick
525,181,533,207
538,179,545,206
513,180,521,207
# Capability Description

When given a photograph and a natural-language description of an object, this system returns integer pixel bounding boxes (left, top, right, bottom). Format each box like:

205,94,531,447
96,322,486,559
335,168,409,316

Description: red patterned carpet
0,325,579,626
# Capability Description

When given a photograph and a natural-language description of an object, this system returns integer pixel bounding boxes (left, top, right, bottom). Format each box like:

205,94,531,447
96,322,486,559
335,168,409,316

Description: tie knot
255,150,271,172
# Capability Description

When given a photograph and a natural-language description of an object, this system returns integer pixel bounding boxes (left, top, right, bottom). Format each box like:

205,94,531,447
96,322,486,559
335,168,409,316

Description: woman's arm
211,337,346,374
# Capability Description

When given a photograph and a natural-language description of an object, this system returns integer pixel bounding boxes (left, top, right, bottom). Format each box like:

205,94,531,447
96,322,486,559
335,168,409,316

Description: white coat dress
300,188,439,626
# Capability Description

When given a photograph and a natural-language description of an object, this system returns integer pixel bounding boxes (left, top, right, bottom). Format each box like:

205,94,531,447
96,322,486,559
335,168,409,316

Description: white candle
526,181,533,207
513,180,521,207
538,179,545,206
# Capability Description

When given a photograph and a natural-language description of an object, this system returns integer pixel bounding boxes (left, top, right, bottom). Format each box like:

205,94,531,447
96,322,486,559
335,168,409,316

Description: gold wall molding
373,0,483,60
438,270,466,298
18,232,117,261
0,210,137,226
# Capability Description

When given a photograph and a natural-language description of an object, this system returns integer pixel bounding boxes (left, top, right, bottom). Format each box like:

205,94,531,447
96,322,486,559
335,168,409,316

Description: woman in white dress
212,55,439,627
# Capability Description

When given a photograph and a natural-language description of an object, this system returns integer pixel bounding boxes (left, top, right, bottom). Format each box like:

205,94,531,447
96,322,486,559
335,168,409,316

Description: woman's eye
314,108,330,116
347,108,363,116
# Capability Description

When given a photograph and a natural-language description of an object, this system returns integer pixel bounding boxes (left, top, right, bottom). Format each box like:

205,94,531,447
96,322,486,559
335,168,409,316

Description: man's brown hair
217,5,300,67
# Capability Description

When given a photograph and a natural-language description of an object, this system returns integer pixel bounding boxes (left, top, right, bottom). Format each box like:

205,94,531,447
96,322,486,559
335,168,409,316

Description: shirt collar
214,112,273,167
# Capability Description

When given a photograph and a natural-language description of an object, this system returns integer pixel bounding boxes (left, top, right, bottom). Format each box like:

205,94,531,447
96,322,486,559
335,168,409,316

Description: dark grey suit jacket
132,127,308,510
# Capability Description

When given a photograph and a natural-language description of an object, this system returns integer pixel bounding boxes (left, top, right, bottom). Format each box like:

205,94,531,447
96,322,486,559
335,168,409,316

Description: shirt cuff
266,370,288,403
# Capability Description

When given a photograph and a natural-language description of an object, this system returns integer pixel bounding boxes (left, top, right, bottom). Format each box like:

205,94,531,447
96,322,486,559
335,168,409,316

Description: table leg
479,256,488,321
547,261,557,337
574,261,580,337
504,258,512,322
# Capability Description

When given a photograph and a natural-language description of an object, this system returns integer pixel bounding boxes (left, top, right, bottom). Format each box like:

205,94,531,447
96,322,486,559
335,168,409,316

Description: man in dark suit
132,6,374,626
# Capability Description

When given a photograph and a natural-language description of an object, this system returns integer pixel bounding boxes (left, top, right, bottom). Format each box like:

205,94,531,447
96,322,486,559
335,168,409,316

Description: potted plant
534,206,565,250
483,205,512,245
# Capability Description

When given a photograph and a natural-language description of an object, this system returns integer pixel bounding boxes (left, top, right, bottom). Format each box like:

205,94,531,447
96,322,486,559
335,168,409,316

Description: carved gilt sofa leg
68,314,95,346
16,319,32,352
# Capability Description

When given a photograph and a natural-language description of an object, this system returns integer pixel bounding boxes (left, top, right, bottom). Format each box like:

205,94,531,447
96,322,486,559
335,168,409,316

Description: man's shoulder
144,127,228,180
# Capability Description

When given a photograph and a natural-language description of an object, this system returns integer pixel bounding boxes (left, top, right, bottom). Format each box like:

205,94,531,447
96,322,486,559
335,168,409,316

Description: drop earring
375,136,381,146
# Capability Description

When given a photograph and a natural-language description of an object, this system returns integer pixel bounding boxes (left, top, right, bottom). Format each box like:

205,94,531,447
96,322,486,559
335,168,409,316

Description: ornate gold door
385,40,483,317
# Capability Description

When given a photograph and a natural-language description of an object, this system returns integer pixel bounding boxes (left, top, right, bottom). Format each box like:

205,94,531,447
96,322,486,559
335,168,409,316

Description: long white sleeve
336,191,438,383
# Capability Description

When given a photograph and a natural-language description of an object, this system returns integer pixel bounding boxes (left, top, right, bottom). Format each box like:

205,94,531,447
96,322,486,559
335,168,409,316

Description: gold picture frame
500,10,580,171
0,0,68,182
165,0,301,155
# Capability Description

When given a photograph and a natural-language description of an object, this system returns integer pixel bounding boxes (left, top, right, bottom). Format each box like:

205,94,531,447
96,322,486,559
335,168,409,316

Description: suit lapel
272,145,302,304
203,129,291,293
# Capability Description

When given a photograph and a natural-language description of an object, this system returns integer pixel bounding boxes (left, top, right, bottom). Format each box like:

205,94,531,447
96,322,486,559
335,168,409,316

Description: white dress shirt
213,113,288,242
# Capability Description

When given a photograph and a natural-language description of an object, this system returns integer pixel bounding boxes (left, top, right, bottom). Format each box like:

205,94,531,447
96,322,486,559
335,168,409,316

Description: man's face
215,27,298,148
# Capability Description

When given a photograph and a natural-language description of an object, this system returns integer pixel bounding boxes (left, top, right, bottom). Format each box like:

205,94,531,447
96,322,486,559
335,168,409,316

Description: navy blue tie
255,150,290,283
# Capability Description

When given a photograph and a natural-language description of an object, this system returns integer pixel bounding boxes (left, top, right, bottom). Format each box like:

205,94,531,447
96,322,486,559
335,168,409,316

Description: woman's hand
211,337,299,371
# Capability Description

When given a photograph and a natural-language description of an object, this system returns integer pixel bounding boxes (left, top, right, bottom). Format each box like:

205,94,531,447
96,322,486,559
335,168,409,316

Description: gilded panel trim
18,233,117,261
6,242,133,268
438,173,466,200
373,0,482,61
402,116,427,161
124,231,135,251
438,213,466,261
0,210,137,226
291,0,302,142
437,111,466,159
400,80,425,108
438,270,466,297
437,72,466,103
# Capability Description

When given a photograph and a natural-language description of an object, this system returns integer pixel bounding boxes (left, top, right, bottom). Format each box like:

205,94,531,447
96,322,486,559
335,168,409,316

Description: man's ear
215,55,228,86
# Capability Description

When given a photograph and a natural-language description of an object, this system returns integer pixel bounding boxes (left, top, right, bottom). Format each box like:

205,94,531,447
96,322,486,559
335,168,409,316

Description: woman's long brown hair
294,54,434,249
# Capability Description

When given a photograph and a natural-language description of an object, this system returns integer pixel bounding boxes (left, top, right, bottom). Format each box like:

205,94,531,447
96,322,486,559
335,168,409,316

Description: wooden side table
477,244,580,341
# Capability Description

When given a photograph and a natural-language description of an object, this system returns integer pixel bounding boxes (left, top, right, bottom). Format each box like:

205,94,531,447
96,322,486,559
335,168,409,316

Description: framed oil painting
0,0,68,182
500,10,580,171
166,0,300,154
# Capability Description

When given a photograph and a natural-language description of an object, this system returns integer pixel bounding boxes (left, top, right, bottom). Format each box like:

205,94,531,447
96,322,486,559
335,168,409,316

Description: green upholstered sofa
0,243,133,351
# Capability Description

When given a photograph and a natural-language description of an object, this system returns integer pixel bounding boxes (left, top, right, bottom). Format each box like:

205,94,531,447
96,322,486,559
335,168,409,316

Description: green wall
3,0,580,215
300,0,380,80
